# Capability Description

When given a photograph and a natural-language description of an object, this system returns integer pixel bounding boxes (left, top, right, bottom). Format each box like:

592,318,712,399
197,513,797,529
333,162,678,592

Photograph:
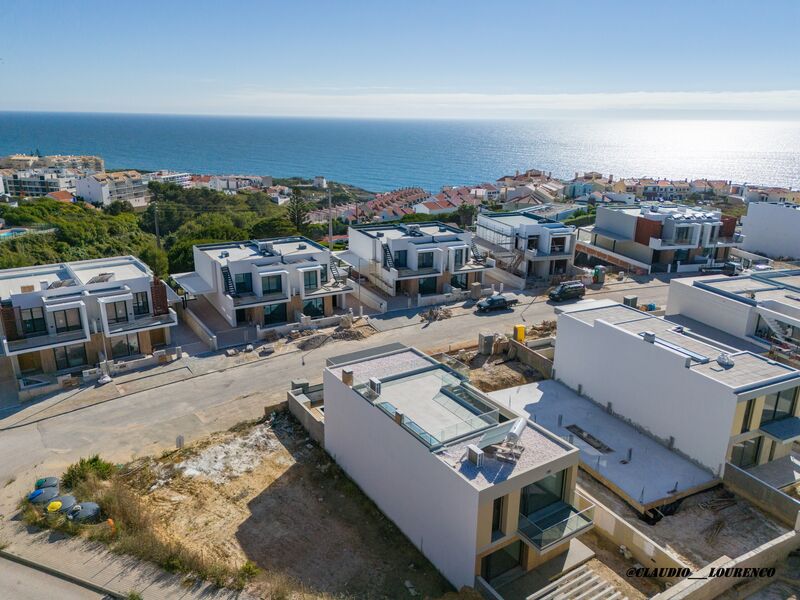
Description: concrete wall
177,304,217,351
595,207,637,238
665,278,756,340
287,387,325,446
742,202,800,260
507,339,553,378
723,462,800,529
345,278,387,312
553,314,735,473
323,368,479,589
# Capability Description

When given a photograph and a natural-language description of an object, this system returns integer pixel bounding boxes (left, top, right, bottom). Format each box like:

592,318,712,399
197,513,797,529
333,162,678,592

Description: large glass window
520,470,564,518
320,264,328,284
54,308,83,332
53,343,87,371
261,274,283,295
453,248,465,269
417,252,434,269
419,276,437,295
264,303,288,325
491,496,504,538
303,270,318,290
451,273,468,289
481,541,522,581
741,399,755,434
234,273,252,294
21,307,46,335
303,297,324,317
760,388,797,425
105,301,127,324
730,437,762,469
132,292,149,315
394,250,408,268
109,334,140,359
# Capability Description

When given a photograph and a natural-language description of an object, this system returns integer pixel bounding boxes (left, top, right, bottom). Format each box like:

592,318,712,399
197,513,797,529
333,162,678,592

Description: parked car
476,294,519,312
548,281,586,302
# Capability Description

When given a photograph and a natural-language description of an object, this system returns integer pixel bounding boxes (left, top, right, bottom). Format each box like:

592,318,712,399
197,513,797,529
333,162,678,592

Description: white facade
148,171,192,189
741,202,800,260
76,171,151,208
553,302,800,474
313,175,327,189
3,168,77,197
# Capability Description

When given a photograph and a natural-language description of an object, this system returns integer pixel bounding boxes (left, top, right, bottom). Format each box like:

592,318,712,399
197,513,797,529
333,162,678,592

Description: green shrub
62,455,116,490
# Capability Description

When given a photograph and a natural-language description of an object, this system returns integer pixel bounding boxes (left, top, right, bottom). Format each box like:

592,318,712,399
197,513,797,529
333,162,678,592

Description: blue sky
3,0,799,118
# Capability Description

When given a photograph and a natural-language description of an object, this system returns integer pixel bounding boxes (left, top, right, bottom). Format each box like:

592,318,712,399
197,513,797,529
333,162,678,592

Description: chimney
609,174,614,183
40,280,49,291
575,171,579,180
341,368,354,386
394,410,404,425
643,331,656,344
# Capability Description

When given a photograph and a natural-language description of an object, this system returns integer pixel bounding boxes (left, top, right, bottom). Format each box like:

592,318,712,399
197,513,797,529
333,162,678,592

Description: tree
455,203,478,228
105,200,134,215
285,188,309,232
139,243,169,277
249,216,298,238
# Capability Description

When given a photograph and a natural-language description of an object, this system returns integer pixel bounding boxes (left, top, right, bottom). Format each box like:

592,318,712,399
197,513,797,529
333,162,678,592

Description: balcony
396,266,441,279
648,237,698,250
517,500,594,552
1,329,90,357
104,308,178,336
711,233,744,247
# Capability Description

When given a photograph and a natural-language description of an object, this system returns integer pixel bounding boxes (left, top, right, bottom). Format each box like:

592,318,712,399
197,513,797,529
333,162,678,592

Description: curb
0,547,124,598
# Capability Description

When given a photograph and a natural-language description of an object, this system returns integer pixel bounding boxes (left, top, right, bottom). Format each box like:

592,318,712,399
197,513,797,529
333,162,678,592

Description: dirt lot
579,473,789,570
450,349,541,392
122,411,454,599
581,530,662,599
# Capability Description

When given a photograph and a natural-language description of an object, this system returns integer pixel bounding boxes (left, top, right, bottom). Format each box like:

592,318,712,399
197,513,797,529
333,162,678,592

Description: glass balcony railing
517,501,594,551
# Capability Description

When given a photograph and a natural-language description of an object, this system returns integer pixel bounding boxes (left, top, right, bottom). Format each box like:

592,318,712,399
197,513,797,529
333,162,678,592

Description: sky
2,0,799,119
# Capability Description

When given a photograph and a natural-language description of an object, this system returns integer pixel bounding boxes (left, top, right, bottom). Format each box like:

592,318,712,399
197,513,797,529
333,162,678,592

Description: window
730,437,762,469
303,270,318,290
261,274,283,295
481,541,522,581
451,273,468,289
419,276,437,295
394,250,408,268
520,470,564,518
132,292,149,316
53,343,87,371
302,297,324,317
760,388,797,425
234,273,252,294
54,308,83,332
417,252,434,269
320,264,328,284
741,399,755,433
453,248,465,269
264,303,287,325
109,334,140,359
21,307,46,335
105,301,128,324
674,226,692,243
491,496,505,538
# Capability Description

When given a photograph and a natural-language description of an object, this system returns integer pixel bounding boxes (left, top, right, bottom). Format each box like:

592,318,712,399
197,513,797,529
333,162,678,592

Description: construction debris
297,334,329,350
702,518,725,543
528,319,557,339
420,307,452,322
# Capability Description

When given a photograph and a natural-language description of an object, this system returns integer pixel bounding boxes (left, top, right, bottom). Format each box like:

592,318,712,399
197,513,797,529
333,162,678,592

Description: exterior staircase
471,240,485,263
526,565,626,600
509,249,525,274
758,310,791,344
220,265,236,296
330,260,346,284
382,244,395,270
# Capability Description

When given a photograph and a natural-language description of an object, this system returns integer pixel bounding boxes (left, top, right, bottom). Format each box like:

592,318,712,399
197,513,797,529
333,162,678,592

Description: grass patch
62,455,116,489
126,592,143,600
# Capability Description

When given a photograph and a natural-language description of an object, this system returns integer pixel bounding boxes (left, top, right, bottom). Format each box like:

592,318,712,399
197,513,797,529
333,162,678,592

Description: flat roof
687,270,800,312
490,381,718,507
566,303,800,392
197,237,327,264
351,222,464,240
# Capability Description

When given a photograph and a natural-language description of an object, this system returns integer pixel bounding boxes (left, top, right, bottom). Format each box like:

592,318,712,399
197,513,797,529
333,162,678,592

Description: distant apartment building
575,204,741,274
147,170,192,189
0,154,104,172
739,185,800,205
337,222,491,298
313,175,327,189
475,211,575,280
323,344,592,588
666,270,800,354
0,257,177,397
554,302,800,482
2,168,77,197
76,171,151,208
172,237,352,328
563,172,612,199
741,202,800,260
208,175,264,193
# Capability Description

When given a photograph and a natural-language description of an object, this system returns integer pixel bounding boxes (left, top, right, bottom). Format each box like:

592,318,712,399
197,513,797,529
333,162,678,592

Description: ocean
1,112,798,192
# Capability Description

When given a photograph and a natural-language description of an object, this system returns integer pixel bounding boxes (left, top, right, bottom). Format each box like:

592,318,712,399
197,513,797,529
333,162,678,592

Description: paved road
0,557,105,600
0,278,671,512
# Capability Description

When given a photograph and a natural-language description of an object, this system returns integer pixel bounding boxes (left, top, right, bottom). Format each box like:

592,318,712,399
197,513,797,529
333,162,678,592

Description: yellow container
513,324,526,342
47,500,62,513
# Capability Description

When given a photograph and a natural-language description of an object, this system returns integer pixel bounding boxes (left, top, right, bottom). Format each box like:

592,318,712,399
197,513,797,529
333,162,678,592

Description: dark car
548,281,586,302
476,294,519,312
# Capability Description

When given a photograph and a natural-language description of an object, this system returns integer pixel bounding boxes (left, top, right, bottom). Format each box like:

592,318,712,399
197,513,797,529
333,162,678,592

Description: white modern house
172,237,352,328
323,345,592,590
76,171,151,208
147,171,192,189
666,270,800,355
553,302,800,482
741,201,800,260
336,222,492,298
0,256,178,398
575,204,742,274
2,168,77,197
475,211,576,281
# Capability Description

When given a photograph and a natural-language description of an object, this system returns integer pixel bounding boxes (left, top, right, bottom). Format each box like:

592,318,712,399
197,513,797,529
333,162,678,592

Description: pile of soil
420,307,452,322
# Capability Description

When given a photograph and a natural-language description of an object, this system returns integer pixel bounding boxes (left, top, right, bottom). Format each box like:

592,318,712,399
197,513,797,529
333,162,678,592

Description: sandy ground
451,350,541,392
580,530,662,599
122,411,453,599
579,473,788,570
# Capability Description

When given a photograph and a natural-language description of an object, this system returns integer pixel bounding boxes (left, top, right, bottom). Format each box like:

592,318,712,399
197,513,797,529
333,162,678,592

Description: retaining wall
723,462,800,529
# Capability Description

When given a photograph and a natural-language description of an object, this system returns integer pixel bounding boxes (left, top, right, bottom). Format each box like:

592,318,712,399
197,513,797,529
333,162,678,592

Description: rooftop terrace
351,222,464,240
197,237,328,264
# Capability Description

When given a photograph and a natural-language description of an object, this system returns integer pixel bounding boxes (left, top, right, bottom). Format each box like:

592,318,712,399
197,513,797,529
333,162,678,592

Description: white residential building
323,344,591,589
313,175,327,189
475,211,576,280
2,168,77,197
554,302,800,482
208,175,264,192
576,204,742,274
741,202,800,260
172,237,352,328
0,154,104,172
336,222,492,299
147,170,192,189
0,257,178,399
76,171,151,208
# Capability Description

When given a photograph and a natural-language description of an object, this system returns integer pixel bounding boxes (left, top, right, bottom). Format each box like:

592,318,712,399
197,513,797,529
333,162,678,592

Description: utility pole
327,187,333,250
153,198,162,249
